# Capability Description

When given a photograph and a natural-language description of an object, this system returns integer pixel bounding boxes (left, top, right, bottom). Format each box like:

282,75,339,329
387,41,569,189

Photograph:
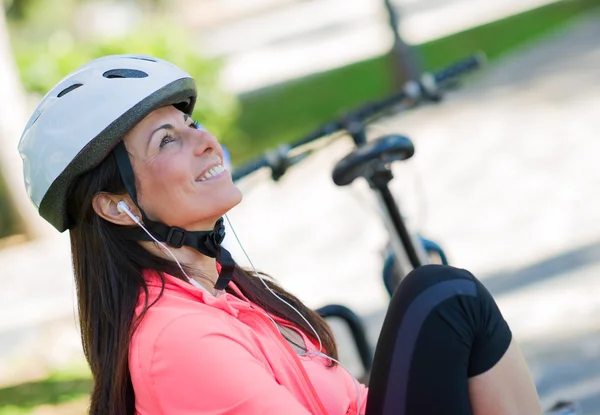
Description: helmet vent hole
102,69,148,79
57,83,83,97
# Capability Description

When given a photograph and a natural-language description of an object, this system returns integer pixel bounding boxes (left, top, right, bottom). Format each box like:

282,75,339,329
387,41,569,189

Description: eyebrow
147,124,173,147
147,113,190,149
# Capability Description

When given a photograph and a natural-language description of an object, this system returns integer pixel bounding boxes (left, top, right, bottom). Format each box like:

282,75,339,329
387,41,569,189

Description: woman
18,55,542,415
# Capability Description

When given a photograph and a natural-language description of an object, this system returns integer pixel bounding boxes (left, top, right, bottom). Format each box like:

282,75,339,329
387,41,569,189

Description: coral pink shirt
129,271,368,414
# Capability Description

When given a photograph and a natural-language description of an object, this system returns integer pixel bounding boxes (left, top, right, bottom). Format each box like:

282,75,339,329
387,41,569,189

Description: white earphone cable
224,214,324,353
117,201,214,296
224,214,363,414
119,202,363,414
308,350,362,414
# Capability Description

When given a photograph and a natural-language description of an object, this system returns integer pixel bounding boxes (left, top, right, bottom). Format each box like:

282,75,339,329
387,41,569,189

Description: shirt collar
142,269,250,318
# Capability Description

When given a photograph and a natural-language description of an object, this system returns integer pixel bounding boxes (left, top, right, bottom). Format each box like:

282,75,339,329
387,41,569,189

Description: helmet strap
112,141,234,290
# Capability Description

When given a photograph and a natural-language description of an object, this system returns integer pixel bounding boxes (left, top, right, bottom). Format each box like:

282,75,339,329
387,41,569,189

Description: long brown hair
67,151,338,415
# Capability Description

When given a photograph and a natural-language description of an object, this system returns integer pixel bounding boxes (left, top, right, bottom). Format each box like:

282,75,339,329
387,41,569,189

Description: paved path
1,10,600,413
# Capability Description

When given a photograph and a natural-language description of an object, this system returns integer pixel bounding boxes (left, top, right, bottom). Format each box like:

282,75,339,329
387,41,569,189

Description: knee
405,264,477,287
392,264,480,304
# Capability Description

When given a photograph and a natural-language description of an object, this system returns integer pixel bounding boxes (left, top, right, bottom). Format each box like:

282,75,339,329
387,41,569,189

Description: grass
232,0,600,163
0,366,91,415
230,57,393,163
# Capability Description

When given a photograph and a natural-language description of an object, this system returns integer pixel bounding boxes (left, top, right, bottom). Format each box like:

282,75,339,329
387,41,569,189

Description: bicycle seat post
367,166,423,271
332,133,425,280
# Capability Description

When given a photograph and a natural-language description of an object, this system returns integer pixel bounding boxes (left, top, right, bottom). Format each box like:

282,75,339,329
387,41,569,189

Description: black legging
366,265,512,415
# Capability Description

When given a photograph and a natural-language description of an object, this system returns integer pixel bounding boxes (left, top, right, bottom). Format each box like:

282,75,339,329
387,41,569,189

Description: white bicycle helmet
18,54,196,232
19,54,235,290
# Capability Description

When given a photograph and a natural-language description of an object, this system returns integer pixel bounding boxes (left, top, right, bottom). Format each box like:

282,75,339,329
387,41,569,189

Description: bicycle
231,56,482,289
231,54,581,414
231,53,481,368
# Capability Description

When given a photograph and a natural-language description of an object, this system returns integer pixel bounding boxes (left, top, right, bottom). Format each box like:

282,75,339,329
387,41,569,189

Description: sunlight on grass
0,364,91,415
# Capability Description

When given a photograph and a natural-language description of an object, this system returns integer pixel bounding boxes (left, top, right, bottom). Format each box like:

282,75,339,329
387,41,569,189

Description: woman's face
122,105,242,230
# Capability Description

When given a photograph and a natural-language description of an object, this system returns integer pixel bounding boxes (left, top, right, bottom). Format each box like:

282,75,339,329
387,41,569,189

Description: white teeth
199,164,225,182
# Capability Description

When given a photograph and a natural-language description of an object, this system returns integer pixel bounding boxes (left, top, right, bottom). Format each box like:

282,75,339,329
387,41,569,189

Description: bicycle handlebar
232,53,485,182
434,52,485,85
230,155,270,182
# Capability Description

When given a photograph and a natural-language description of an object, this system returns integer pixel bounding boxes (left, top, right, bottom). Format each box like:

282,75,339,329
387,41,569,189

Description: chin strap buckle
165,226,187,248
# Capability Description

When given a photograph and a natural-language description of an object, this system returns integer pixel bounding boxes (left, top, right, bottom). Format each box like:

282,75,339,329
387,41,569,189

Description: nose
191,129,219,157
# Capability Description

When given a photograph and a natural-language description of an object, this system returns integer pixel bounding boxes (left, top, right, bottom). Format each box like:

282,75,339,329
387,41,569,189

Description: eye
191,120,205,131
159,133,176,148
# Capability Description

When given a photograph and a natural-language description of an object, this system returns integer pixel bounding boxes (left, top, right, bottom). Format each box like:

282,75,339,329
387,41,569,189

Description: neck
141,241,219,294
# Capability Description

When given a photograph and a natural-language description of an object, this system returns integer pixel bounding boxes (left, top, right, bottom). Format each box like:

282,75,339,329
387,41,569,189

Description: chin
176,187,243,229
227,190,243,213
232,183,244,201
211,187,243,218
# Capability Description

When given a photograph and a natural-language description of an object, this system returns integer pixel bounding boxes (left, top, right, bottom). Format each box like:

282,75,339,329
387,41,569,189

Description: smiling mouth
197,164,227,182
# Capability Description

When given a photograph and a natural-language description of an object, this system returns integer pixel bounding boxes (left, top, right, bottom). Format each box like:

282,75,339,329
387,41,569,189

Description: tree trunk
0,11,54,240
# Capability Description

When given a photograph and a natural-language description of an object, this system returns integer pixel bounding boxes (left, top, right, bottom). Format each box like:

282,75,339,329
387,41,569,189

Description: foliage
11,16,240,143
0,7,241,239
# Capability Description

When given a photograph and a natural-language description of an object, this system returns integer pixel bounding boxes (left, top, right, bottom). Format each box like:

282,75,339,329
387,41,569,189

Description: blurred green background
0,366,91,415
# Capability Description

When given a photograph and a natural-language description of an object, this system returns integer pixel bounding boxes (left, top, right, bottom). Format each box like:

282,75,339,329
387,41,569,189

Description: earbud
117,200,140,223
117,200,129,213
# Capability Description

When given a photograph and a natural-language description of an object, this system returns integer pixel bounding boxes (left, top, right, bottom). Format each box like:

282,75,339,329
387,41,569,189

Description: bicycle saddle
332,134,415,186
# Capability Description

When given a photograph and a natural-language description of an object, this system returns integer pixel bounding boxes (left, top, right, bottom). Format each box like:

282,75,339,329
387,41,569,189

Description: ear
92,193,142,226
